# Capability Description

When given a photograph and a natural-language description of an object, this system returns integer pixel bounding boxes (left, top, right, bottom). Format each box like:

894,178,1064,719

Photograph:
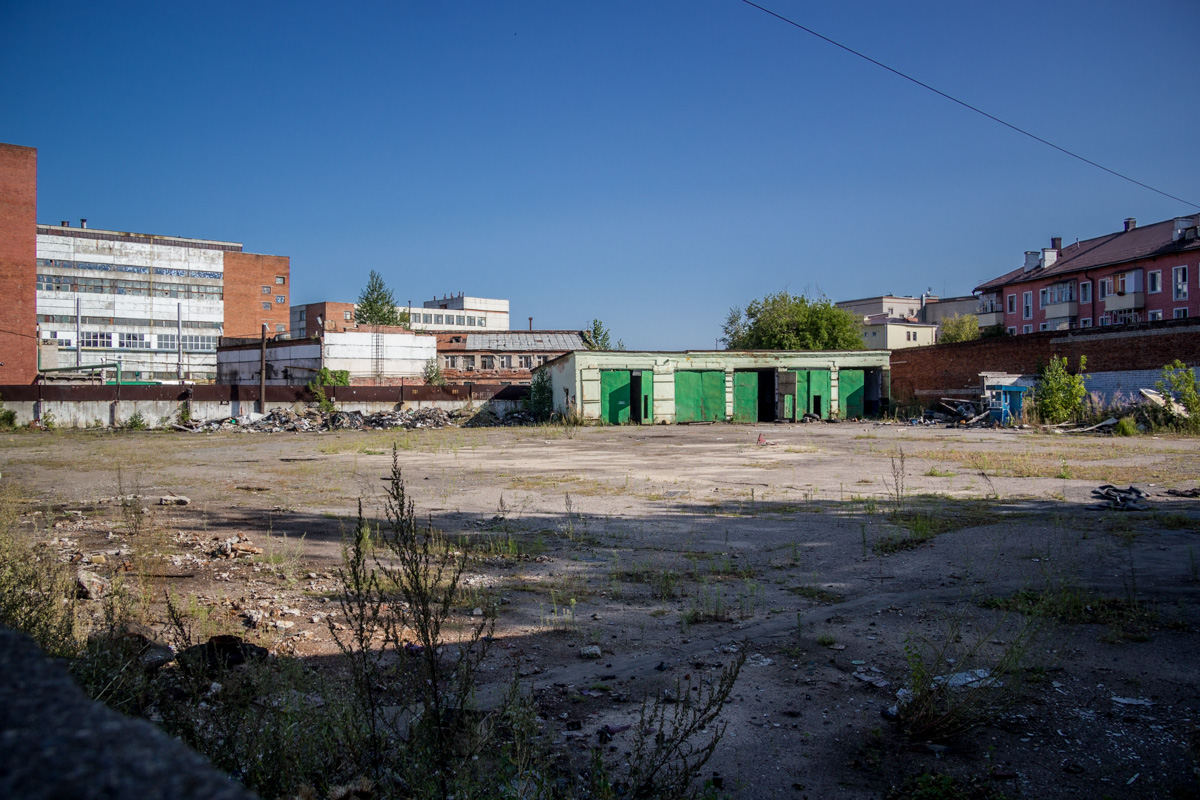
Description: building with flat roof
1,141,290,384
404,293,510,332
537,349,891,424
437,330,586,384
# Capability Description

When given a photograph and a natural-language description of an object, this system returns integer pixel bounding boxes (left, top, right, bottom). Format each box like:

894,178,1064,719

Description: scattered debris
932,669,1001,689
187,405,459,434
1140,388,1190,419
1165,487,1200,498
158,495,190,506
1110,696,1153,707
75,569,110,600
579,645,602,659
178,634,270,675
1092,485,1149,511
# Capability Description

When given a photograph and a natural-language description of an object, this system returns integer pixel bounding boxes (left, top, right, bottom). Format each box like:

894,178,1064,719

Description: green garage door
840,369,865,419
733,371,758,423
675,370,725,423
793,369,831,419
600,370,631,424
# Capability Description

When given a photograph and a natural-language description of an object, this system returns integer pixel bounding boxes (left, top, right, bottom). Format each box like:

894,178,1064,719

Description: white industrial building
402,293,510,331
217,328,437,385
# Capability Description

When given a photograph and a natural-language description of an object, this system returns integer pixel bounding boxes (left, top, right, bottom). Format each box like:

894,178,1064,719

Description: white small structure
217,328,436,385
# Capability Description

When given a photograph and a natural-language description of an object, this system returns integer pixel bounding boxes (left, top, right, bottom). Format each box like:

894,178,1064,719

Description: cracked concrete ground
2,421,1198,798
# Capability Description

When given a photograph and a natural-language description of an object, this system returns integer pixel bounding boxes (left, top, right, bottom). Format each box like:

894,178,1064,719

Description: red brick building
0,141,290,383
437,330,587,384
0,143,38,384
975,215,1200,335
289,301,358,337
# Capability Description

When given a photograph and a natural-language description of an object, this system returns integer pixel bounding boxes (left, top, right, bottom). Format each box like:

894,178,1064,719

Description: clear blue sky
4,1,1197,348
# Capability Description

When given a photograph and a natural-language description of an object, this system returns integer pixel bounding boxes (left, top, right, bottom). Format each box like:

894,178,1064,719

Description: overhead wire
738,0,1199,209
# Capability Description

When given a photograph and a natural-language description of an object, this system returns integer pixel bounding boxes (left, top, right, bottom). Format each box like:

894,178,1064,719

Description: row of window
442,354,549,370
1005,307,1190,335
1008,266,1192,318
38,314,222,329
61,332,219,351
420,314,487,327
36,258,223,280
37,273,224,300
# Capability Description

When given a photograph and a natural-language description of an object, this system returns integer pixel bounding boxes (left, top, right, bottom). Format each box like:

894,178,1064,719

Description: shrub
0,392,16,430
126,411,148,430
1155,359,1200,432
422,357,447,387
1114,416,1138,437
525,368,554,422
1034,355,1088,423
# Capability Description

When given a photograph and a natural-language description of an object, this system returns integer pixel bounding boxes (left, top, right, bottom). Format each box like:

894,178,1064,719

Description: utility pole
259,323,268,414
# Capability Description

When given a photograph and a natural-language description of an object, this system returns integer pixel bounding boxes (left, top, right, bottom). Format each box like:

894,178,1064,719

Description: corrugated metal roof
467,331,586,351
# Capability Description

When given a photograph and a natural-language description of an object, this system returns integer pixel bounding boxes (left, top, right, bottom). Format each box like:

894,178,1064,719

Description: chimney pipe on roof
1174,216,1196,242
60,220,69,227
1051,237,1062,251
1023,251,1040,273
528,317,533,331
80,218,87,229
1124,218,1137,232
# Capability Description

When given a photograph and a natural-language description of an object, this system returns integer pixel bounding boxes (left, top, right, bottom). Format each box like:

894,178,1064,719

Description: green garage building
536,350,892,424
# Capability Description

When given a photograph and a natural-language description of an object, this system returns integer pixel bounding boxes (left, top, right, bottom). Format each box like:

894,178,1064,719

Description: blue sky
4,1,1197,348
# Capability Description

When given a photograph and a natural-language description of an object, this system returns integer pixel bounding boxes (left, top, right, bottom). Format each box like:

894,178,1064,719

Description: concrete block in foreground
0,626,258,800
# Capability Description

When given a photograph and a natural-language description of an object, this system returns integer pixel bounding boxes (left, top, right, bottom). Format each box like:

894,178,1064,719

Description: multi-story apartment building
974,215,1200,335
0,142,289,384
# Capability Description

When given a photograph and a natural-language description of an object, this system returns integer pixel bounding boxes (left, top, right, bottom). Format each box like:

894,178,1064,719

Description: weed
981,587,1166,642
785,584,844,604
817,633,837,647
924,467,955,478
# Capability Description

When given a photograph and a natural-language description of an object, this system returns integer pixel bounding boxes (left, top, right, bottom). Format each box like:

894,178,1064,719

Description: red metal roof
975,215,1200,293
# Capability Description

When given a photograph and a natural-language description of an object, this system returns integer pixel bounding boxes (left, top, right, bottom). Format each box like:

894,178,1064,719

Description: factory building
536,350,891,424
0,142,289,384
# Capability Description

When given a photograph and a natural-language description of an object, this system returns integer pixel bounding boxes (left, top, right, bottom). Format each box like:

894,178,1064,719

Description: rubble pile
461,406,537,427
187,405,456,433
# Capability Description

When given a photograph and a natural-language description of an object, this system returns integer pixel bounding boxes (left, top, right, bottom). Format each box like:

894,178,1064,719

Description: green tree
722,292,864,350
525,368,554,421
422,358,447,387
584,319,612,350
1156,359,1199,431
1034,355,1088,423
355,270,403,327
938,313,981,344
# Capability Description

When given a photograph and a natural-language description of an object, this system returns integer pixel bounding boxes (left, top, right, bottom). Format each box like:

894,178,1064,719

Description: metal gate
674,370,724,423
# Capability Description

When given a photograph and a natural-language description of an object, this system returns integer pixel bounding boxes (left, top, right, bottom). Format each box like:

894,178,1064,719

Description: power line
738,0,1199,209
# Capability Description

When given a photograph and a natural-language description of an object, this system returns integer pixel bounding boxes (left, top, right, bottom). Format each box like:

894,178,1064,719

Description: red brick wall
222,252,290,337
302,301,356,335
890,319,1200,401
0,143,38,384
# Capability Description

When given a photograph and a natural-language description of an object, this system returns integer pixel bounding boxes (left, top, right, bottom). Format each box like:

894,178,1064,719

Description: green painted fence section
674,370,725,423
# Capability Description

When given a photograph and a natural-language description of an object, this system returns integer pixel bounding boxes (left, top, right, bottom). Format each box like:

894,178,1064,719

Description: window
1039,323,1048,331
157,334,177,351
1022,291,1032,320
180,335,217,352
262,286,271,294
276,295,286,305
80,332,112,348
276,324,286,332
887,307,894,316
538,355,549,365
500,355,512,368
1079,318,1092,328
1098,278,1110,299
1006,295,1016,314
1039,288,1049,308
462,356,475,371
262,302,272,310
456,315,465,326
1099,315,1111,326
1022,324,1032,334
481,355,495,369
519,355,533,369
443,355,457,369
1148,310,1163,321
1079,282,1091,303
1175,308,1190,319
1174,266,1189,300
1006,326,1017,336
275,276,286,285
434,315,443,324
466,316,475,326
477,317,486,326
1148,270,1161,294
344,311,353,321
423,314,432,323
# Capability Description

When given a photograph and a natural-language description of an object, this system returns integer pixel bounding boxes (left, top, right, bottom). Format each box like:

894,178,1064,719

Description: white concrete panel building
36,224,233,382
216,329,437,385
